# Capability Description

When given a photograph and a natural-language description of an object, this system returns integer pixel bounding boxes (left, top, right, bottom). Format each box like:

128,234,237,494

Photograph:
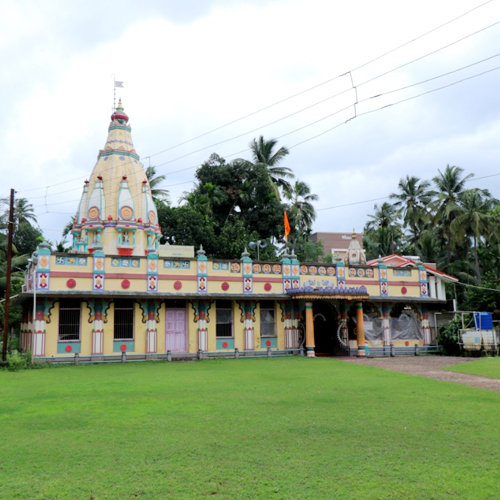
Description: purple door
165,308,187,352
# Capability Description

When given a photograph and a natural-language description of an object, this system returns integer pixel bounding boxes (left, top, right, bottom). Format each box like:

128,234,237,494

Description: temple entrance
165,302,187,352
312,301,338,356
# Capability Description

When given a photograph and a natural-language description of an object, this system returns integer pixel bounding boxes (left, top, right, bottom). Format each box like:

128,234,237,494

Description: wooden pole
2,189,14,363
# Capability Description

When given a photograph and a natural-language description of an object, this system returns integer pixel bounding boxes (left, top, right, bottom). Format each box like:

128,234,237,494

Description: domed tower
72,100,160,256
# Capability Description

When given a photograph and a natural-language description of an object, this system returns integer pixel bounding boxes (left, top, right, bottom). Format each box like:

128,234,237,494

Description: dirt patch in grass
337,355,500,392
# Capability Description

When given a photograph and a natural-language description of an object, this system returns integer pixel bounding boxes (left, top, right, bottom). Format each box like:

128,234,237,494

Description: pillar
356,301,366,357
92,300,104,355
421,307,431,345
32,302,46,357
382,304,391,346
146,301,158,353
305,301,315,357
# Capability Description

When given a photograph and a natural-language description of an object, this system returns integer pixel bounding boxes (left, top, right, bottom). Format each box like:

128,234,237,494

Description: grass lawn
444,357,500,380
1,357,500,500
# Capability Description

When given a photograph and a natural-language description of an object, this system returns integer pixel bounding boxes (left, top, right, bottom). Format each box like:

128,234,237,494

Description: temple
17,102,457,362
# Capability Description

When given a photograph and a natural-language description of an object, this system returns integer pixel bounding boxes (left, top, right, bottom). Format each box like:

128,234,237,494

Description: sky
1,0,500,246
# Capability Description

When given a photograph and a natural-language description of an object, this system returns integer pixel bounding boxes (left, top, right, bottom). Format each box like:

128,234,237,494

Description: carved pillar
243,302,255,350
421,307,431,345
382,304,391,346
305,301,315,357
146,301,158,353
356,301,366,357
92,300,104,355
32,302,46,357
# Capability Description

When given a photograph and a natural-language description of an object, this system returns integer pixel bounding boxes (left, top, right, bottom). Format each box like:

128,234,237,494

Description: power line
15,0,497,197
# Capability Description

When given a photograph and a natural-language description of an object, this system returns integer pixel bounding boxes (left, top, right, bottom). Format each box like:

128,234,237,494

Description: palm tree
283,180,318,234
0,197,37,230
431,165,474,267
145,166,170,204
364,202,405,257
390,175,434,245
450,189,495,284
248,136,294,198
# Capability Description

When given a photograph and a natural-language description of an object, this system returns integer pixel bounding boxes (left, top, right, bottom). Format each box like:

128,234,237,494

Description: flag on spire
284,211,291,241
114,81,124,88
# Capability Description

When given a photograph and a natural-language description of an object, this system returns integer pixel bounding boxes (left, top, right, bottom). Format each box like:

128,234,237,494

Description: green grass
1,358,500,500
444,357,500,379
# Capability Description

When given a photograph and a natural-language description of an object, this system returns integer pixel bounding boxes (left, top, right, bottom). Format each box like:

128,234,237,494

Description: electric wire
15,0,497,197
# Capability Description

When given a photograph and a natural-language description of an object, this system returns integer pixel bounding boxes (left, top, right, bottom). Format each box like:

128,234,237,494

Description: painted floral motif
252,263,261,273
283,265,291,275
263,264,271,274
148,276,157,291
244,278,252,292
273,264,281,274
244,263,252,275
94,258,104,270
39,255,49,269
337,267,345,278
148,260,157,272
198,262,206,273
231,262,241,273
198,276,207,291
38,273,48,289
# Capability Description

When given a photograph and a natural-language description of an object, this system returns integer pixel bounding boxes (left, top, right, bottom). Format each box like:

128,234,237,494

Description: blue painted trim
113,340,135,353
98,151,140,160
57,342,81,354
261,337,277,349
216,338,235,350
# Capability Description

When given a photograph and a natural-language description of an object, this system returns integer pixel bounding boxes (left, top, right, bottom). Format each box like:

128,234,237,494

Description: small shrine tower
71,100,160,256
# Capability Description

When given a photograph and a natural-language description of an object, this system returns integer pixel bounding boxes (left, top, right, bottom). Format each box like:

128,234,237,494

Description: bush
1,349,45,371
437,316,465,356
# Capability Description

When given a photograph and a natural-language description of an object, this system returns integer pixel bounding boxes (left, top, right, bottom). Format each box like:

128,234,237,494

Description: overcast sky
2,0,500,245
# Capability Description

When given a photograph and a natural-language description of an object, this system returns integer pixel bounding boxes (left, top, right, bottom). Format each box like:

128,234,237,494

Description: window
216,300,233,337
114,299,134,340
58,299,81,341
260,300,275,337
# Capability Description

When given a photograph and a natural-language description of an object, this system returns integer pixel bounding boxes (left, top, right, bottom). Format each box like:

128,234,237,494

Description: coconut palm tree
431,165,474,267
145,166,170,204
390,175,434,245
450,188,495,284
0,197,37,230
248,136,294,198
283,180,318,234
364,202,405,258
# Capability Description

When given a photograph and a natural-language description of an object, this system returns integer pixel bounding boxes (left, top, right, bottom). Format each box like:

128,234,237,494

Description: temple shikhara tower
17,101,458,362
72,99,160,256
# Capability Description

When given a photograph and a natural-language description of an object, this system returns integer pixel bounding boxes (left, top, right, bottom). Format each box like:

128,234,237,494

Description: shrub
437,316,465,355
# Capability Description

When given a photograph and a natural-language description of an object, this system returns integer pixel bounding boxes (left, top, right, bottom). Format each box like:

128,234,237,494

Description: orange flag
284,211,291,241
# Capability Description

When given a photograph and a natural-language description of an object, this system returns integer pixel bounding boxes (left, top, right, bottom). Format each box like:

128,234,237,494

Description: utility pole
2,189,14,363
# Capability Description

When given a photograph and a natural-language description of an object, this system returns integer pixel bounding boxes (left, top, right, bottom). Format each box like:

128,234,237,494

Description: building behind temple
17,102,458,362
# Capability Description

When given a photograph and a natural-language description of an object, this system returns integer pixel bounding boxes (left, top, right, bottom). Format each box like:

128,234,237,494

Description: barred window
216,300,233,338
114,299,134,340
260,300,275,337
58,299,81,342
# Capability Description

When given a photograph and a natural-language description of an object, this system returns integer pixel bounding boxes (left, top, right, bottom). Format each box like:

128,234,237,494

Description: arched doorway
312,301,338,356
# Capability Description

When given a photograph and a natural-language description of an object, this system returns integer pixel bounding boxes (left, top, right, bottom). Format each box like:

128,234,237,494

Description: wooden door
165,308,187,352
